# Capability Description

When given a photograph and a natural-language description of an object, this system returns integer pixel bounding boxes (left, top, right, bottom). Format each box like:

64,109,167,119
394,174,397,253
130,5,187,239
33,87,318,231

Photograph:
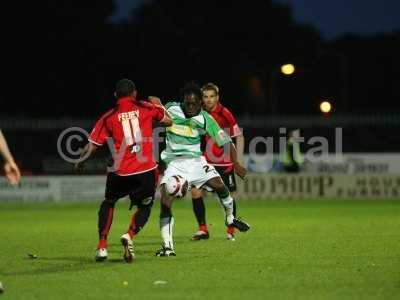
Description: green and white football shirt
161,102,231,163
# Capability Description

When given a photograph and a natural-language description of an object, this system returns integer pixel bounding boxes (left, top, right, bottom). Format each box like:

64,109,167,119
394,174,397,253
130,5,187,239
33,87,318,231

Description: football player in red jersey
191,82,245,241
74,79,172,262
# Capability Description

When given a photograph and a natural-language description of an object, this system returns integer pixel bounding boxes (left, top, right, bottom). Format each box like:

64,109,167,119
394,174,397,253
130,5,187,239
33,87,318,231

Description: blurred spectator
282,129,304,173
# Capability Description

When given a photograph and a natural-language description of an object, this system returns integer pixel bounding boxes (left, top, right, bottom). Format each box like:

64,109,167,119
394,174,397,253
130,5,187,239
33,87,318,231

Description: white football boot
120,233,135,263
95,248,108,262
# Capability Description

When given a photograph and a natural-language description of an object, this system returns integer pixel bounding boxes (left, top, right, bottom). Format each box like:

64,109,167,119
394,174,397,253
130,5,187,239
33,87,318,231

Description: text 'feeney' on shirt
89,97,165,176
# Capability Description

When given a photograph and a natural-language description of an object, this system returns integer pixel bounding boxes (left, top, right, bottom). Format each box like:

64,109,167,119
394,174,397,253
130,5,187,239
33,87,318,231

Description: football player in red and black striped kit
191,82,245,241
74,79,172,262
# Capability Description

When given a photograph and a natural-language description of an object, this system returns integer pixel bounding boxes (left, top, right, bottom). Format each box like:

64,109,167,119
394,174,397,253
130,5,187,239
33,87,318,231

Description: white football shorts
160,156,220,189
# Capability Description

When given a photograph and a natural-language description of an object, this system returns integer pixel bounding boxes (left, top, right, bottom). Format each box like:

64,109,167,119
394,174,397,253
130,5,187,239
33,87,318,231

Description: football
165,175,189,198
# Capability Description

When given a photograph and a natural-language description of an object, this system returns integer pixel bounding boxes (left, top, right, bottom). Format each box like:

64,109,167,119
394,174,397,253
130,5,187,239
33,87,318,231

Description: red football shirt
203,103,241,166
89,97,165,175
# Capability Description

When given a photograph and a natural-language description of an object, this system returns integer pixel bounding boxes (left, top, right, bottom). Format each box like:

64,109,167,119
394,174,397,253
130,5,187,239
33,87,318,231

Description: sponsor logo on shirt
168,124,199,137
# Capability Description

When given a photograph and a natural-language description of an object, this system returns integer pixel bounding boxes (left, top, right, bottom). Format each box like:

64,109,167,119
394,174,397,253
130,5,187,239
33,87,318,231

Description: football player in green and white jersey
156,82,250,257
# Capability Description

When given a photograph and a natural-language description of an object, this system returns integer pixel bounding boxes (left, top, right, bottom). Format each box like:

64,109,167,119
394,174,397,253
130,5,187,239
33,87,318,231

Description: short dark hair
115,79,136,98
180,82,202,102
201,82,219,95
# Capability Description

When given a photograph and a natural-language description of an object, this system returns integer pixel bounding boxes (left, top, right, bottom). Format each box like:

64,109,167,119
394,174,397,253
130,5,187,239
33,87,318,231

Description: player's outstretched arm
159,113,172,127
74,142,99,174
148,96,172,127
148,96,162,105
0,129,21,185
228,142,247,180
234,134,245,165
203,112,247,179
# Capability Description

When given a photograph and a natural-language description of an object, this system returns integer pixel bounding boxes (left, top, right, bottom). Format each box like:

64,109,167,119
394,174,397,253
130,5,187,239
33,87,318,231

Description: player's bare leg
206,177,250,233
156,185,176,256
191,187,210,240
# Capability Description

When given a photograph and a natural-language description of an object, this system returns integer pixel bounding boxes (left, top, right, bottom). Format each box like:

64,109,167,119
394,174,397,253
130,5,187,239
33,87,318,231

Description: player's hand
4,161,21,186
223,164,234,175
74,162,85,174
105,156,114,168
148,96,162,106
234,162,247,180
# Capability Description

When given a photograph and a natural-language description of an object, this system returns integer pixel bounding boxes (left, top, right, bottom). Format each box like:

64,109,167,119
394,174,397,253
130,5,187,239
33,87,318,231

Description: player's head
289,129,301,138
201,82,220,112
181,82,202,117
115,79,137,99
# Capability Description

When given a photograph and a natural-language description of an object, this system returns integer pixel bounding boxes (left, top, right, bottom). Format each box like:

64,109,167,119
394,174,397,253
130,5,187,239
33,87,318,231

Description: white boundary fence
1,174,399,202
245,153,400,174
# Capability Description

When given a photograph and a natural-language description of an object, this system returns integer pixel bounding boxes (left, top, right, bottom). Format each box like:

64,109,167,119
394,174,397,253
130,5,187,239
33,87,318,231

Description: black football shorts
214,165,237,192
105,169,157,206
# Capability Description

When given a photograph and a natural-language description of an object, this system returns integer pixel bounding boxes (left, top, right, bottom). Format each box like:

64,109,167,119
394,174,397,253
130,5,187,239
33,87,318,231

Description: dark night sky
111,0,400,40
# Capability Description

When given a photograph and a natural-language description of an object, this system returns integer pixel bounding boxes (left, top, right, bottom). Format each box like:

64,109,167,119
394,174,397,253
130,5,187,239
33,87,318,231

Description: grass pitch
0,199,399,300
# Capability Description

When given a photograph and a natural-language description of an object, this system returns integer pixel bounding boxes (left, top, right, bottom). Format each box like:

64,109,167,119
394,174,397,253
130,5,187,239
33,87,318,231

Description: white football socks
220,195,234,224
160,216,175,249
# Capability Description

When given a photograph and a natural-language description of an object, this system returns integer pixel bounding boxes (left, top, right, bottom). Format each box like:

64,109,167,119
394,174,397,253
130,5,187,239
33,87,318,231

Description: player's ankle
98,239,107,249
199,224,208,232
227,226,235,235
226,214,234,225
127,231,136,239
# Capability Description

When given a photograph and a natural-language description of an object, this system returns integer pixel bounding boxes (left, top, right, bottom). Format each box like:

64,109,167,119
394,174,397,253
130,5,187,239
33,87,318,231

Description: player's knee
138,201,152,222
215,185,230,199
139,196,154,209
207,177,225,191
213,181,226,192
191,187,203,199
160,184,172,206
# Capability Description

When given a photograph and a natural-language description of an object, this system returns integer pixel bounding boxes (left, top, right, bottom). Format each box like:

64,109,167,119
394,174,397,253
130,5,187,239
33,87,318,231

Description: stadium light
320,100,332,114
280,63,295,76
